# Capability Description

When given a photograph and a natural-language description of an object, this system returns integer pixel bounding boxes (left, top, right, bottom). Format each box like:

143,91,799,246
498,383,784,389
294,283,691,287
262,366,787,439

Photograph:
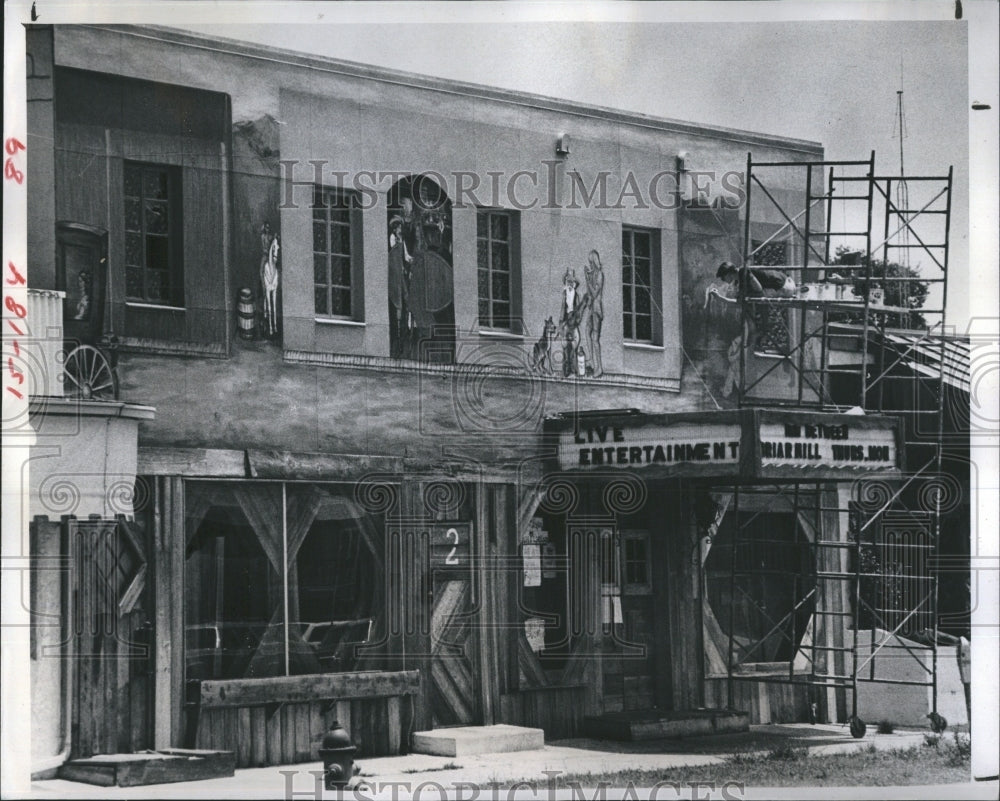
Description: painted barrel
237,288,256,339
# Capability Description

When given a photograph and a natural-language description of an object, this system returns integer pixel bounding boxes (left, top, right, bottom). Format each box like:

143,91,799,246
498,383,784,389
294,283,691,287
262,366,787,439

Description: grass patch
401,762,464,775
502,743,970,789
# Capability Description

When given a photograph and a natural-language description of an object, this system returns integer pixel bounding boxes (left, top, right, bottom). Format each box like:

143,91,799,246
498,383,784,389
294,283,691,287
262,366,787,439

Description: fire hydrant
318,720,360,790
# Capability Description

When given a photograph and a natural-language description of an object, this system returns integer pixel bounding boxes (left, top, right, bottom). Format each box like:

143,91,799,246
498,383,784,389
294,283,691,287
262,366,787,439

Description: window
124,162,183,306
621,226,661,344
313,187,363,319
184,482,384,681
477,210,520,331
622,531,652,595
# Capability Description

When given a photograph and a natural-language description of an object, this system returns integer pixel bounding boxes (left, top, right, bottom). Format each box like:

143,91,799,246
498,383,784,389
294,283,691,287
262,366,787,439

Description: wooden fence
191,671,420,767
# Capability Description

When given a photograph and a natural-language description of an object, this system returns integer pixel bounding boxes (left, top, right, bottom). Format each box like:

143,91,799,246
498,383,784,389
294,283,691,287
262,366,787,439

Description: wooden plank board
308,702,322,761
153,478,172,750
236,707,252,767
250,706,267,768
386,696,401,755
199,670,421,708
246,449,404,480
265,704,283,766
280,704,296,765
137,447,246,477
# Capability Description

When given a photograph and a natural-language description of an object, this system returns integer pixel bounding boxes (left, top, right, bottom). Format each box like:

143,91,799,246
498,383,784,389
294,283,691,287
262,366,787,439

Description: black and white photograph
2,1,998,798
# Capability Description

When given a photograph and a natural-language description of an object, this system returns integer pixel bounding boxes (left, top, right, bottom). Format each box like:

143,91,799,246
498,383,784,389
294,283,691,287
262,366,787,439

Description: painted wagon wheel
62,345,118,401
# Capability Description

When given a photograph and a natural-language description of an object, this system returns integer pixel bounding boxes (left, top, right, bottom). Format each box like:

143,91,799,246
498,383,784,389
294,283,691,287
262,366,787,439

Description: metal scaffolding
722,152,953,736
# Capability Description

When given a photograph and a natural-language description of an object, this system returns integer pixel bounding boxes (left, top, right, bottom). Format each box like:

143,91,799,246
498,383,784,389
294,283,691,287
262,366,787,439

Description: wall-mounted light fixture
676,151,689,173
556,133,571,158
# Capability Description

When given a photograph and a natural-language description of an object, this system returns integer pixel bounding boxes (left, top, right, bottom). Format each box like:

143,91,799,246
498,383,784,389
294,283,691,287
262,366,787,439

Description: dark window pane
478,298,490,322
124,166,142,198
184,491,284,681
314,255,328,285
145,202,168,235
492,272,509,301
146,270,168,302
491,213,509,241
332,289,351,317
125,199,141,231
146,236,169,271
314,286,328,315
125,265,144,298
622,231,631,255
492,302,509,328
634,233,650,259
331,223,351,256
477,240,488,270
144,169,168,200
636,315,652,342
477,213,488,238
313,222,327,253
636,288,652,315
331,256,351,287
634,258,651,288
478,268,489,301
330,206,350,226
623,315,633,339
125,232,143,265
623,289,632,313
491,242,508,273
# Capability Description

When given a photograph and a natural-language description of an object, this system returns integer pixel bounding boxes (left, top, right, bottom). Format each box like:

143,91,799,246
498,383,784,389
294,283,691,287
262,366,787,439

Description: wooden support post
170,478,185,746
153,477,172,748
651,485,674,711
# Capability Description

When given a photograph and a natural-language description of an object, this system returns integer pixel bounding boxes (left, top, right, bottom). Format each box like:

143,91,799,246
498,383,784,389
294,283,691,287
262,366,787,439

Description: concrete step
583,709,750,741
411,724,545,757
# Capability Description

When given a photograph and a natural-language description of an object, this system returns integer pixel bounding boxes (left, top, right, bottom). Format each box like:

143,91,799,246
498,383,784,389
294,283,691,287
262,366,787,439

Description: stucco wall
51,25,821,391
28,403,149,520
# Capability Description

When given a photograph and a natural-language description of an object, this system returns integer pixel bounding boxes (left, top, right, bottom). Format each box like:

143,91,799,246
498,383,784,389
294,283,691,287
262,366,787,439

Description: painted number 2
445,527,460,565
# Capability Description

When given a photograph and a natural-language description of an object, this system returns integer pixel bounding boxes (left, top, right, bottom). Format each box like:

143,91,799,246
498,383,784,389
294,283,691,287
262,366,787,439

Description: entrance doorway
425,521,481,727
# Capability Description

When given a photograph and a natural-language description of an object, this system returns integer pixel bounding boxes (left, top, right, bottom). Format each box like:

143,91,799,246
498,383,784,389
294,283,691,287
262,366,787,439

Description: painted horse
261,233,280,337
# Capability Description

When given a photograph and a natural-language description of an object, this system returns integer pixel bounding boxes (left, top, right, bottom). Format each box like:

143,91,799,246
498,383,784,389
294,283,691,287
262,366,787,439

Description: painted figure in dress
583,249,605,377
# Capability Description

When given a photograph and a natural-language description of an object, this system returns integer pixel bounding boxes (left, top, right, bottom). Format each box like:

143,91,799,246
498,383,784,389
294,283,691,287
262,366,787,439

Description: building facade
23,24,954,777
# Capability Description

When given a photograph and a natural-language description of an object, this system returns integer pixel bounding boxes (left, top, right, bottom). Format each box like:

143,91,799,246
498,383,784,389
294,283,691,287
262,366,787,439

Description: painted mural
259,222,281,338
679,202,743,403
387,176,455,363
680,202,819,404
231,114,283,346
531,250,605,379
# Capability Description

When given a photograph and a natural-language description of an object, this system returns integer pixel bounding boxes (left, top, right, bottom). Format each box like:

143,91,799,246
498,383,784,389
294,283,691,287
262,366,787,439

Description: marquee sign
549,410,902,479
758,421,897,470
558,421,741,473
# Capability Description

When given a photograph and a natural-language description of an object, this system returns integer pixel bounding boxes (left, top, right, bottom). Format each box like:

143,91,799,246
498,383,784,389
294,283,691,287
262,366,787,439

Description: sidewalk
25,724,983,799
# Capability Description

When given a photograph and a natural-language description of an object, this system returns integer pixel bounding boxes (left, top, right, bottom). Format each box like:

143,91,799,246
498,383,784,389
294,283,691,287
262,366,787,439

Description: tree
830,245,930,329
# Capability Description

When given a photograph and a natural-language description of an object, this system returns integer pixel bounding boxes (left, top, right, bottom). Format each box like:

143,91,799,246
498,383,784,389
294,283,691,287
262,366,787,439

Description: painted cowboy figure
558,268,584,377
